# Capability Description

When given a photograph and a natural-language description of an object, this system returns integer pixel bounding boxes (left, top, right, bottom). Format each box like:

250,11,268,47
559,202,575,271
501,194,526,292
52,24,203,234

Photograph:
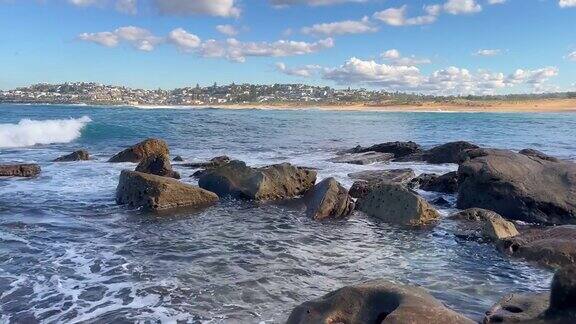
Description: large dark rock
423,141,479,164
449,208,519,241
305,178,354,221
498,225,576,268
135,154,180,179
0,164,41,177
181,155,231,169
356,182,439,226
53,150,90,162
198,160,317,201
348,168,415,183
410,171,458,193
349,141,423,158
108,138,170,163
287,279,474,324
329,152,394,165
116,170,218,211
457,148,576,225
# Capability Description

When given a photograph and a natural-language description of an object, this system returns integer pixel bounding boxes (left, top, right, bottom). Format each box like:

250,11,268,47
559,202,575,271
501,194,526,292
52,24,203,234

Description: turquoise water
1,104,575,323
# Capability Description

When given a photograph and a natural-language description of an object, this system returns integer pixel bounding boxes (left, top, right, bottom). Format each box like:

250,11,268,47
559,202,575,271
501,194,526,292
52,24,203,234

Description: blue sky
0,0,575,95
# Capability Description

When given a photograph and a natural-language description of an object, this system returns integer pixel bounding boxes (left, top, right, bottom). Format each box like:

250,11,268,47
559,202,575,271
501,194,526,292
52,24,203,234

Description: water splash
0,116,91,148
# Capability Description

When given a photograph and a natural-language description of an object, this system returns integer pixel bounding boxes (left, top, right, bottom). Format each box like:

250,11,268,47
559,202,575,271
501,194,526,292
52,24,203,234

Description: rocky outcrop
135,154,180,179
483,292,550,323
116,170,218,211
423,141,479,164
198,160,317,201
356,182,440,226
181,156,231,169
348,169,416,199
457,148,576,225
329,152,394,165
287,279,474,324
0,164,41,177
305,178,354,221
53,150,90,162
349,141,423,159
519,149,559,162
173,155,184,162
450,208,519,241
498,225,576,268
108,138,170,163
410,171,458,193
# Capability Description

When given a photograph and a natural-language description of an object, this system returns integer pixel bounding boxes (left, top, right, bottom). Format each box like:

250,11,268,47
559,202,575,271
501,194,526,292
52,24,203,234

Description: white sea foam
0,116,91,148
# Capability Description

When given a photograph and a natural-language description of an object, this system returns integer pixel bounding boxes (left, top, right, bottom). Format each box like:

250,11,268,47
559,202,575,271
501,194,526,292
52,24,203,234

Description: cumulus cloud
167,28,202,52
474,49,502,57
559,0,576,8
373,5,440,26
487,0,506,4
78,26,162,51
269,0,366,8
443,0,482,15
301,16,377,36
381,49,431,65
275,62,322,77
67,0,136,13
153,0,241,17
216,25,239,36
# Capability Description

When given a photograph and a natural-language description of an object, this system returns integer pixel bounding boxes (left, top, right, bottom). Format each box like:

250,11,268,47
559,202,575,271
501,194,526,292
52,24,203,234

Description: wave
0,116,92,148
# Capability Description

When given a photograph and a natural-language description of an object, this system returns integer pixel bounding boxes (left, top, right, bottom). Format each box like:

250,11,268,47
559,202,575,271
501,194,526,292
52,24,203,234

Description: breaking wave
0,116,92,148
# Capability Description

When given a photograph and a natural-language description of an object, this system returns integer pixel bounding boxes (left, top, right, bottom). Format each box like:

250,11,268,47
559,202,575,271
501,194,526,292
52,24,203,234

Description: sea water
1,104,575,323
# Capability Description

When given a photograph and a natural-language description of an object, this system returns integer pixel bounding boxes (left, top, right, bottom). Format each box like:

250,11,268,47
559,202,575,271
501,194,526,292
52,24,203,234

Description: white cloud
488,0,506,4
167,28,202,52
67,0,137,13
301,16,377,36
567,51,576,61
115,0,137,14
381,49,431,65
443,0,482,15
474,49,502,56
78,26,162,51
275,62,321,77
373,5,441,26
270,0,366,8
559,0,576,8
153,0,240,17
216,25,239,36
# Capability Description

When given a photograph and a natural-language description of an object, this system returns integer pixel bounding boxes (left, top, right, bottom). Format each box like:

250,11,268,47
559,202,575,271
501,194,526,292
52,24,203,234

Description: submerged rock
0,164,41,177
356,182,439,226
135,154,180,179
450,208,519,241
349,141,423,158
457,148,576,225
53,149,90,162
498,225,576,268
410,171,458,193
287,279,474,324
423,141,479,164
181,155,231,169
108,138,170,163
173,155,184,162
305,177,354,221
116,170,218,211
329,151,394,165
198,160,316,201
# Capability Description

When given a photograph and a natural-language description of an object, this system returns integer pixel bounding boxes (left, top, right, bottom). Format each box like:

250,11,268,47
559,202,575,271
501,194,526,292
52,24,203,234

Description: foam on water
0,116,91,148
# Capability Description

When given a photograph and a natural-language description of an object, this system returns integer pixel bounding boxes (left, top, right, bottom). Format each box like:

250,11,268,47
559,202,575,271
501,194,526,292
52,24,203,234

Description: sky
0,0,575,95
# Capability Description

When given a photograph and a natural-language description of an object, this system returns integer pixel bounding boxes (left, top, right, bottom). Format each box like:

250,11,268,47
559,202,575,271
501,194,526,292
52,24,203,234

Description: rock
329,151,394,165
348,168,415,184
450,208,519,241
357,182,440,226
498,225,576,268
350,141,423,158
550,265,576,312
287,279,474,324
53,150,90,162
431,197,451,207
173,155,184,162
349,181,370,199
116,170,218,211
135,154,180,179
410,172,458,193
483,292,550,323
457,148,576,225
423,141,480,164
304,178,355,221
108,138,170,163
198,160,317,201
181,155,231,168
0,164,41,177
519,149,559,162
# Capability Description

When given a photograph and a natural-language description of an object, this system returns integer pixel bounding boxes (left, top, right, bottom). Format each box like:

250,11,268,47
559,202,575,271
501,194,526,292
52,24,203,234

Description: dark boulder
135,154,180,179
423,141,479,164
198,161,316,201
349,141,423,158
329,152,394,165
410,171,458,193
181,155,231,169
349,181,371,199
0,164,41,177
116,170,218,211
108,138,170,163
457,148,576,225
173,155,184,162
449,208,519,241
519,149,559,162
53,150,90,162
305,177,354,220
287,279,474,324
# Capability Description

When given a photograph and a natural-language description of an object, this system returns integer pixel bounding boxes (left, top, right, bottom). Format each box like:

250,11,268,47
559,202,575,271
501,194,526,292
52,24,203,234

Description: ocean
1,104,575,323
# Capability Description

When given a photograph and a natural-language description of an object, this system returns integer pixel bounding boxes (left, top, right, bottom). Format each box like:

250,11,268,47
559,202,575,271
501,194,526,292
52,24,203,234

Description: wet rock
329,151,394,165
135,154,180,179
457,148,576,225
423,141,480,164
519,149,559,162
173,155,184,162
483,292,550,323
349,181,370,199
108,138,170,163
498,225,576,268
431,197,451,207
550,265,576,312
356,182,440,226
0,164,41,177
116,170,218,211
349,141,423,159
287,279,474,324
198,160,316,201
305,178,354,221
348,168,415,184
53,150,90,162
410,171,458,193
181,155,231,168
450,208,519,241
